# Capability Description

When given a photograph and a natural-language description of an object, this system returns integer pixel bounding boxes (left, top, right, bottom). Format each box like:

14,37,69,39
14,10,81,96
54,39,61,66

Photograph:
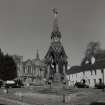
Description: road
0,87,105,105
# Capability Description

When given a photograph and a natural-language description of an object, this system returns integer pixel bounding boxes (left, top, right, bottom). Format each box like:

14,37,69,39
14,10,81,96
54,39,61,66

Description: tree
81,41,100,65
81,42,105,91
85,41,100,57
0,49,4,79
0,49,17,81
2,54,17,81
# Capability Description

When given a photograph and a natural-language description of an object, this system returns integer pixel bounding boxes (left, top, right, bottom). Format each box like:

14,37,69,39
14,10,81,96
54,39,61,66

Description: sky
0,0,105,67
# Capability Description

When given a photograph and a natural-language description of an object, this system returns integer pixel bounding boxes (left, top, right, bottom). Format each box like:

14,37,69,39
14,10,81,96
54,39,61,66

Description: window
29,66,31,73
94,79,96,84
23,68,25,73
75,74,77,78
88,79,90,84
91,70,92,75
101,69,103,74
95,70,96,75
99,78,102,84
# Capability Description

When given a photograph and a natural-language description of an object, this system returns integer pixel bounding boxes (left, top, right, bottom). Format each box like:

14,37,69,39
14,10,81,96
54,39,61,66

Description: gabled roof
67,66,81,74
67,58,105,75
32,58,42,66
23,59,33,65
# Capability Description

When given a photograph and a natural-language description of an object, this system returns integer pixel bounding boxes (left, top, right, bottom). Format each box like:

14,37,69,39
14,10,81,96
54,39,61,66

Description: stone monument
45,8,68,85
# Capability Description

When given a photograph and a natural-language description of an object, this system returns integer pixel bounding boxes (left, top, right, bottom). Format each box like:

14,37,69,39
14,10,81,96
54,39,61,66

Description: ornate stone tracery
45,9,68,82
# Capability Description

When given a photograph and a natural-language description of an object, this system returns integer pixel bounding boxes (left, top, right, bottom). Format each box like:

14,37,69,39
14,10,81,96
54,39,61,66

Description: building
12,50,46,86
45,8,68,82
22,50,46,86
12,55,23,80
66,53,105,88
23,59,34,85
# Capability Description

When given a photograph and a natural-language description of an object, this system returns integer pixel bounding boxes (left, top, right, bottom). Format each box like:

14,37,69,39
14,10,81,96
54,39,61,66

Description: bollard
16,92,23,102
4,88,8,94
62,93,65,103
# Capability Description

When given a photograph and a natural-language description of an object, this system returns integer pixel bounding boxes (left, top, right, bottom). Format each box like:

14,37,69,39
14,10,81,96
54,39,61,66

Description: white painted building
66,60,105,88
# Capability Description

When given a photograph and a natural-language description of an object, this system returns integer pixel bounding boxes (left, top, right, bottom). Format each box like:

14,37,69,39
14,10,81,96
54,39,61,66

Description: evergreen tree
0,48,17,81
2,54,17,81
0,48,4,79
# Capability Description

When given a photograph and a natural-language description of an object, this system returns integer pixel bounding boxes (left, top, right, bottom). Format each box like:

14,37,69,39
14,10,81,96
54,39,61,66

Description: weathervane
52,8,59,32
52,8,58,17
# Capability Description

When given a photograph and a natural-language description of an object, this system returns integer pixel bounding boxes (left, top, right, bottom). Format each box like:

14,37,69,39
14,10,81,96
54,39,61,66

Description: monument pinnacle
52,8,59,32
45,9,68,82
36,49,39,59
52,8,58,17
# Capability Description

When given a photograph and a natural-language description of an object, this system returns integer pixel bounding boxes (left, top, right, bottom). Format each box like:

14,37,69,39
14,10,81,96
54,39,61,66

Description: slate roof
67,58,105,75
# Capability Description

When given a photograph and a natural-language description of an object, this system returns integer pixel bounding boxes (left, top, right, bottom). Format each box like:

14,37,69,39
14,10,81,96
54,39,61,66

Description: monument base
53,72,61,82
50,72,67,89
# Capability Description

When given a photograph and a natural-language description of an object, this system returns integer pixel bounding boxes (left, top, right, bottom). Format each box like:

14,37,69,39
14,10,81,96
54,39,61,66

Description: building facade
13,50,46,86
23,50,46,86
67,57,105,88
12,55,23,80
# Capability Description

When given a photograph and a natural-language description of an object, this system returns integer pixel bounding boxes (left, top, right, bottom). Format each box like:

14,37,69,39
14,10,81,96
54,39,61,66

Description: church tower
45,8,68,82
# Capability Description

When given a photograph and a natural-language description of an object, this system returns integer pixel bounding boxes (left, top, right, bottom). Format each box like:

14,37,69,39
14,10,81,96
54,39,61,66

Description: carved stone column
63,65,66,75
46,65,50,80
56,64,59,73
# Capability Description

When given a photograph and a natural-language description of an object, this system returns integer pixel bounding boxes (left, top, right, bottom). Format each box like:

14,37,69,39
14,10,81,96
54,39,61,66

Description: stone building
12,50,46,86
22,50,46,86
12,55,23,80
23,59,34,85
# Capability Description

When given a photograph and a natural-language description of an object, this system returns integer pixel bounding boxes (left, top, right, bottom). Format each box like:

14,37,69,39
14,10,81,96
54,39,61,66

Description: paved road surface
0,96,30,105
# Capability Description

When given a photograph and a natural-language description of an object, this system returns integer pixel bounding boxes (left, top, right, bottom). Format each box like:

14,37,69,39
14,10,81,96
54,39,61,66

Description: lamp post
102,69,104,92
62,80,66,103
48,79,52,89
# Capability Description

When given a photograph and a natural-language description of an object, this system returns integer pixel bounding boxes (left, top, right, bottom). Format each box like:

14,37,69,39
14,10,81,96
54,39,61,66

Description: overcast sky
0,0,105,66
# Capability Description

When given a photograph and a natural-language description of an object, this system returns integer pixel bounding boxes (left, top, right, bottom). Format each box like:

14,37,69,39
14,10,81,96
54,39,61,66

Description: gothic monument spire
45,8,68,82
51,8,61,41
52,8,59,32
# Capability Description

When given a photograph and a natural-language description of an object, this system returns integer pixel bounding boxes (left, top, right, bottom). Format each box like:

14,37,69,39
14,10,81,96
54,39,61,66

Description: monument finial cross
52,8,58,16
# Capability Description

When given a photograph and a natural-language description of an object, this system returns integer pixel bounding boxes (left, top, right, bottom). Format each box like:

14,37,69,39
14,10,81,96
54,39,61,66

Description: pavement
0,87,105,105
0,96,30,105
0,88,31,105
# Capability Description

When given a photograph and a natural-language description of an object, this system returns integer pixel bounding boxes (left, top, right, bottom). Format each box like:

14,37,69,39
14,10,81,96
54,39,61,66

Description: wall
67,68,105,88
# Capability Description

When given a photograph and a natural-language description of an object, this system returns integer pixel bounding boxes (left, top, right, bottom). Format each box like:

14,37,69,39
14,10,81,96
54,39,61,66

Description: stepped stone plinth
44,9,68,87
53,72,61,82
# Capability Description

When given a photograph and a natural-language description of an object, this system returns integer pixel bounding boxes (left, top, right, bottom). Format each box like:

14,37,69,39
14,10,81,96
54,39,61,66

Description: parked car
0,80,3,88
74,82,89,88
14,79,24,88
5,80,24,88
74,81,89,88
4,80,14,88
95,83,105,89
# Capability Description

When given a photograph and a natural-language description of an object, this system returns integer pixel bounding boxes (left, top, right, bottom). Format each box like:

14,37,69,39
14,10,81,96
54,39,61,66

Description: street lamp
102,69,104,92
48,78,52,88
62,80,66,103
